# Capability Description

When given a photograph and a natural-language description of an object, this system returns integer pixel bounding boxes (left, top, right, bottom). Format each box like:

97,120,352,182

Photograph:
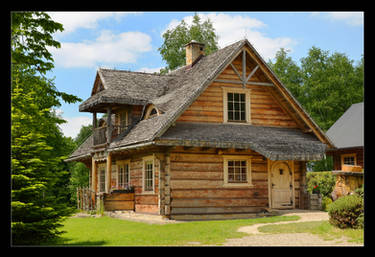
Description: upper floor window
222,87,251,123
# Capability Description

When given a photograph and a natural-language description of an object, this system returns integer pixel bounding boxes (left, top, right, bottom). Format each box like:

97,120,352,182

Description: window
144,105,160,120
118,160,130,189
99,167,106,193
223,156,252,187
222,88,251,123
143,156,154,193
228,160,247,183
227,93,246,122
341,154,356,166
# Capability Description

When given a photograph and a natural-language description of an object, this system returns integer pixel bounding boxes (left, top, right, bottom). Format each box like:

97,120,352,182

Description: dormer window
144,104,160,119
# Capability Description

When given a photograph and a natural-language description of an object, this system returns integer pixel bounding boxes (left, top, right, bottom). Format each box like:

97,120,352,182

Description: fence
76,187,96,211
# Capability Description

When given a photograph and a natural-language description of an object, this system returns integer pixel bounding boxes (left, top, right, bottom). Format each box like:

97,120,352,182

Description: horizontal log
171,188,267,199
177,115,222,123
104,201,134,211
171,198,268,208
104,193,134,201
170,171,223,180
170,206,265,215
170,213,262,221
170,153,223,163
135,204,159,214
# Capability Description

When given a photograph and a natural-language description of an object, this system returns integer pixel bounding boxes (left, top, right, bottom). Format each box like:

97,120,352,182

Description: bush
306,171,336,197
321,196,333,211
328,194,364,229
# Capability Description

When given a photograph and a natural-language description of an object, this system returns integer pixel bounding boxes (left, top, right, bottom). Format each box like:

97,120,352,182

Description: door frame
268,160,295,209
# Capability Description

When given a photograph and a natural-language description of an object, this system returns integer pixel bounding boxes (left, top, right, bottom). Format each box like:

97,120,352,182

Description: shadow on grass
46,237,108,246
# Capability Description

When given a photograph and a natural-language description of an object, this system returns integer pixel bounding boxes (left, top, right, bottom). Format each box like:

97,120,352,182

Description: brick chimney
185,40,205,66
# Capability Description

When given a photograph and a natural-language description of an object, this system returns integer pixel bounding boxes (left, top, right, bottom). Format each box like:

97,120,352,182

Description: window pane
228,101,233,111
240,94,245,102
234,93,239,101
234,111,240,120
234,102,240,111
228,93,233,101
228,111,233,121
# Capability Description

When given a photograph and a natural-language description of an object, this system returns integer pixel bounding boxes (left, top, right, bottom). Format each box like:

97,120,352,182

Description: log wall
176,54,298,128
168,147,269,219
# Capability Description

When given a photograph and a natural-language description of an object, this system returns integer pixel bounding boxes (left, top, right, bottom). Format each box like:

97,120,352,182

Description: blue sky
46,11,364,138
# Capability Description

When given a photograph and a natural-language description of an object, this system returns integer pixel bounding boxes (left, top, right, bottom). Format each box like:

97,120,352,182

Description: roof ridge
98,67,178,77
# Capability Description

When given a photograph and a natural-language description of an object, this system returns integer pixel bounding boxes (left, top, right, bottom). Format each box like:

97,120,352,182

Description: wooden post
106,107,112,144
92,158,97,194
106,152,112,194
93,112,97,128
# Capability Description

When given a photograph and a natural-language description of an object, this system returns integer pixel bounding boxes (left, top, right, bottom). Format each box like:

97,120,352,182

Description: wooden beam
106,107,112,144
245,65,259,83
92,157,97,194
106,152,112,193
214,79,274,87
242,50,246,87
230,63,242,81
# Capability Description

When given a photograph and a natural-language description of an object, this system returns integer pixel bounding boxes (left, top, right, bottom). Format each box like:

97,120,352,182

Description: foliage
306,171,336,198
321,196,333,212
48,215,299,246
11,11,80,245
158,13,219,73
328,194,364,229
307,156,333,172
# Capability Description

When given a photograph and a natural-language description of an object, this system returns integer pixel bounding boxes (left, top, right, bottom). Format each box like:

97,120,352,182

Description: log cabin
65,39,335,220
326,102,364,171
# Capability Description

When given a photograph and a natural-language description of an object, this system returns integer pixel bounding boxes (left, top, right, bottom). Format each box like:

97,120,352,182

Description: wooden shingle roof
67,39,332,162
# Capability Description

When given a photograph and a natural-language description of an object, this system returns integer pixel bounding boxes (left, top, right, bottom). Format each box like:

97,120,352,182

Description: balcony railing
93,125,128,146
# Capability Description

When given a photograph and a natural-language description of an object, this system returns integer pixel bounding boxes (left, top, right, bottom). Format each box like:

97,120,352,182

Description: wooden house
326,102,364,171
66,39,334,220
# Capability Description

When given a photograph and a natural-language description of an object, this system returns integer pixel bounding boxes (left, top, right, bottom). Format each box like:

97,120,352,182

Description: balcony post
93,112,97,128
106,107,112,144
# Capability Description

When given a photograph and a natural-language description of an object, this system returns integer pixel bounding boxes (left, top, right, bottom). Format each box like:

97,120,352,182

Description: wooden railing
93,125,128,146
76,187,96,211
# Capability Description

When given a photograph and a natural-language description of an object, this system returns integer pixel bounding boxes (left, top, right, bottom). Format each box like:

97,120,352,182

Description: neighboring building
326,102,364,171
66,39,334,220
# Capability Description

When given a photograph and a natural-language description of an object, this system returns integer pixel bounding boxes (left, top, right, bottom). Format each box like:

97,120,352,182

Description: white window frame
222,87,251,124
142,155,155,194
223,155,253,187
117,160,131,189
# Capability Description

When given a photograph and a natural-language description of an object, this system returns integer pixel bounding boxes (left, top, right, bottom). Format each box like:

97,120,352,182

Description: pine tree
11,12,80,245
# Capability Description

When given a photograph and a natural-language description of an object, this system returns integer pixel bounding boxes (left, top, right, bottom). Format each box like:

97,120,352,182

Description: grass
258,220,364,244
47,215,300,246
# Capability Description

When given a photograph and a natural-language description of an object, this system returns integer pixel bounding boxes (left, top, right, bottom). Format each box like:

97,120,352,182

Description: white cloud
310,12,364,26
47,12,139,35
50,30,152,68
137,67,162,73
59,116,92,139
162,13,296,61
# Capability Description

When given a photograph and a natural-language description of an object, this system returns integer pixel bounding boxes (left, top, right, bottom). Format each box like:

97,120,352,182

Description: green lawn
258,220,364,244
48,215,300,246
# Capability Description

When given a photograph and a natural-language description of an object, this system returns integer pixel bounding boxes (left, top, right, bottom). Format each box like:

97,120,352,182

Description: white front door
271,161,293,209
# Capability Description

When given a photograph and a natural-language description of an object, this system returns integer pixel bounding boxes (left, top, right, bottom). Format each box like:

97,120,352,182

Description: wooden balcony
93,125,128,146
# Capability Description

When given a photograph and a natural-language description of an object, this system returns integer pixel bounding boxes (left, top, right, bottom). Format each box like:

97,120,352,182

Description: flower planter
308,193,322,210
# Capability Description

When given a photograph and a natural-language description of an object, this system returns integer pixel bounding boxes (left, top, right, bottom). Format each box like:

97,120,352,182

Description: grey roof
67,39,331,162
156,122,327,161
326,102,364,149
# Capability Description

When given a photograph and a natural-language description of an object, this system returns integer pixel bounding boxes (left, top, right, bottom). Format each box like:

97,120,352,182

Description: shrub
306,171,336,197
321,196,333,211
328,194,364,229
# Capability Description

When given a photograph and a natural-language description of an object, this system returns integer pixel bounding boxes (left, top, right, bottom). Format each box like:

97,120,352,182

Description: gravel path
222,209,363,246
